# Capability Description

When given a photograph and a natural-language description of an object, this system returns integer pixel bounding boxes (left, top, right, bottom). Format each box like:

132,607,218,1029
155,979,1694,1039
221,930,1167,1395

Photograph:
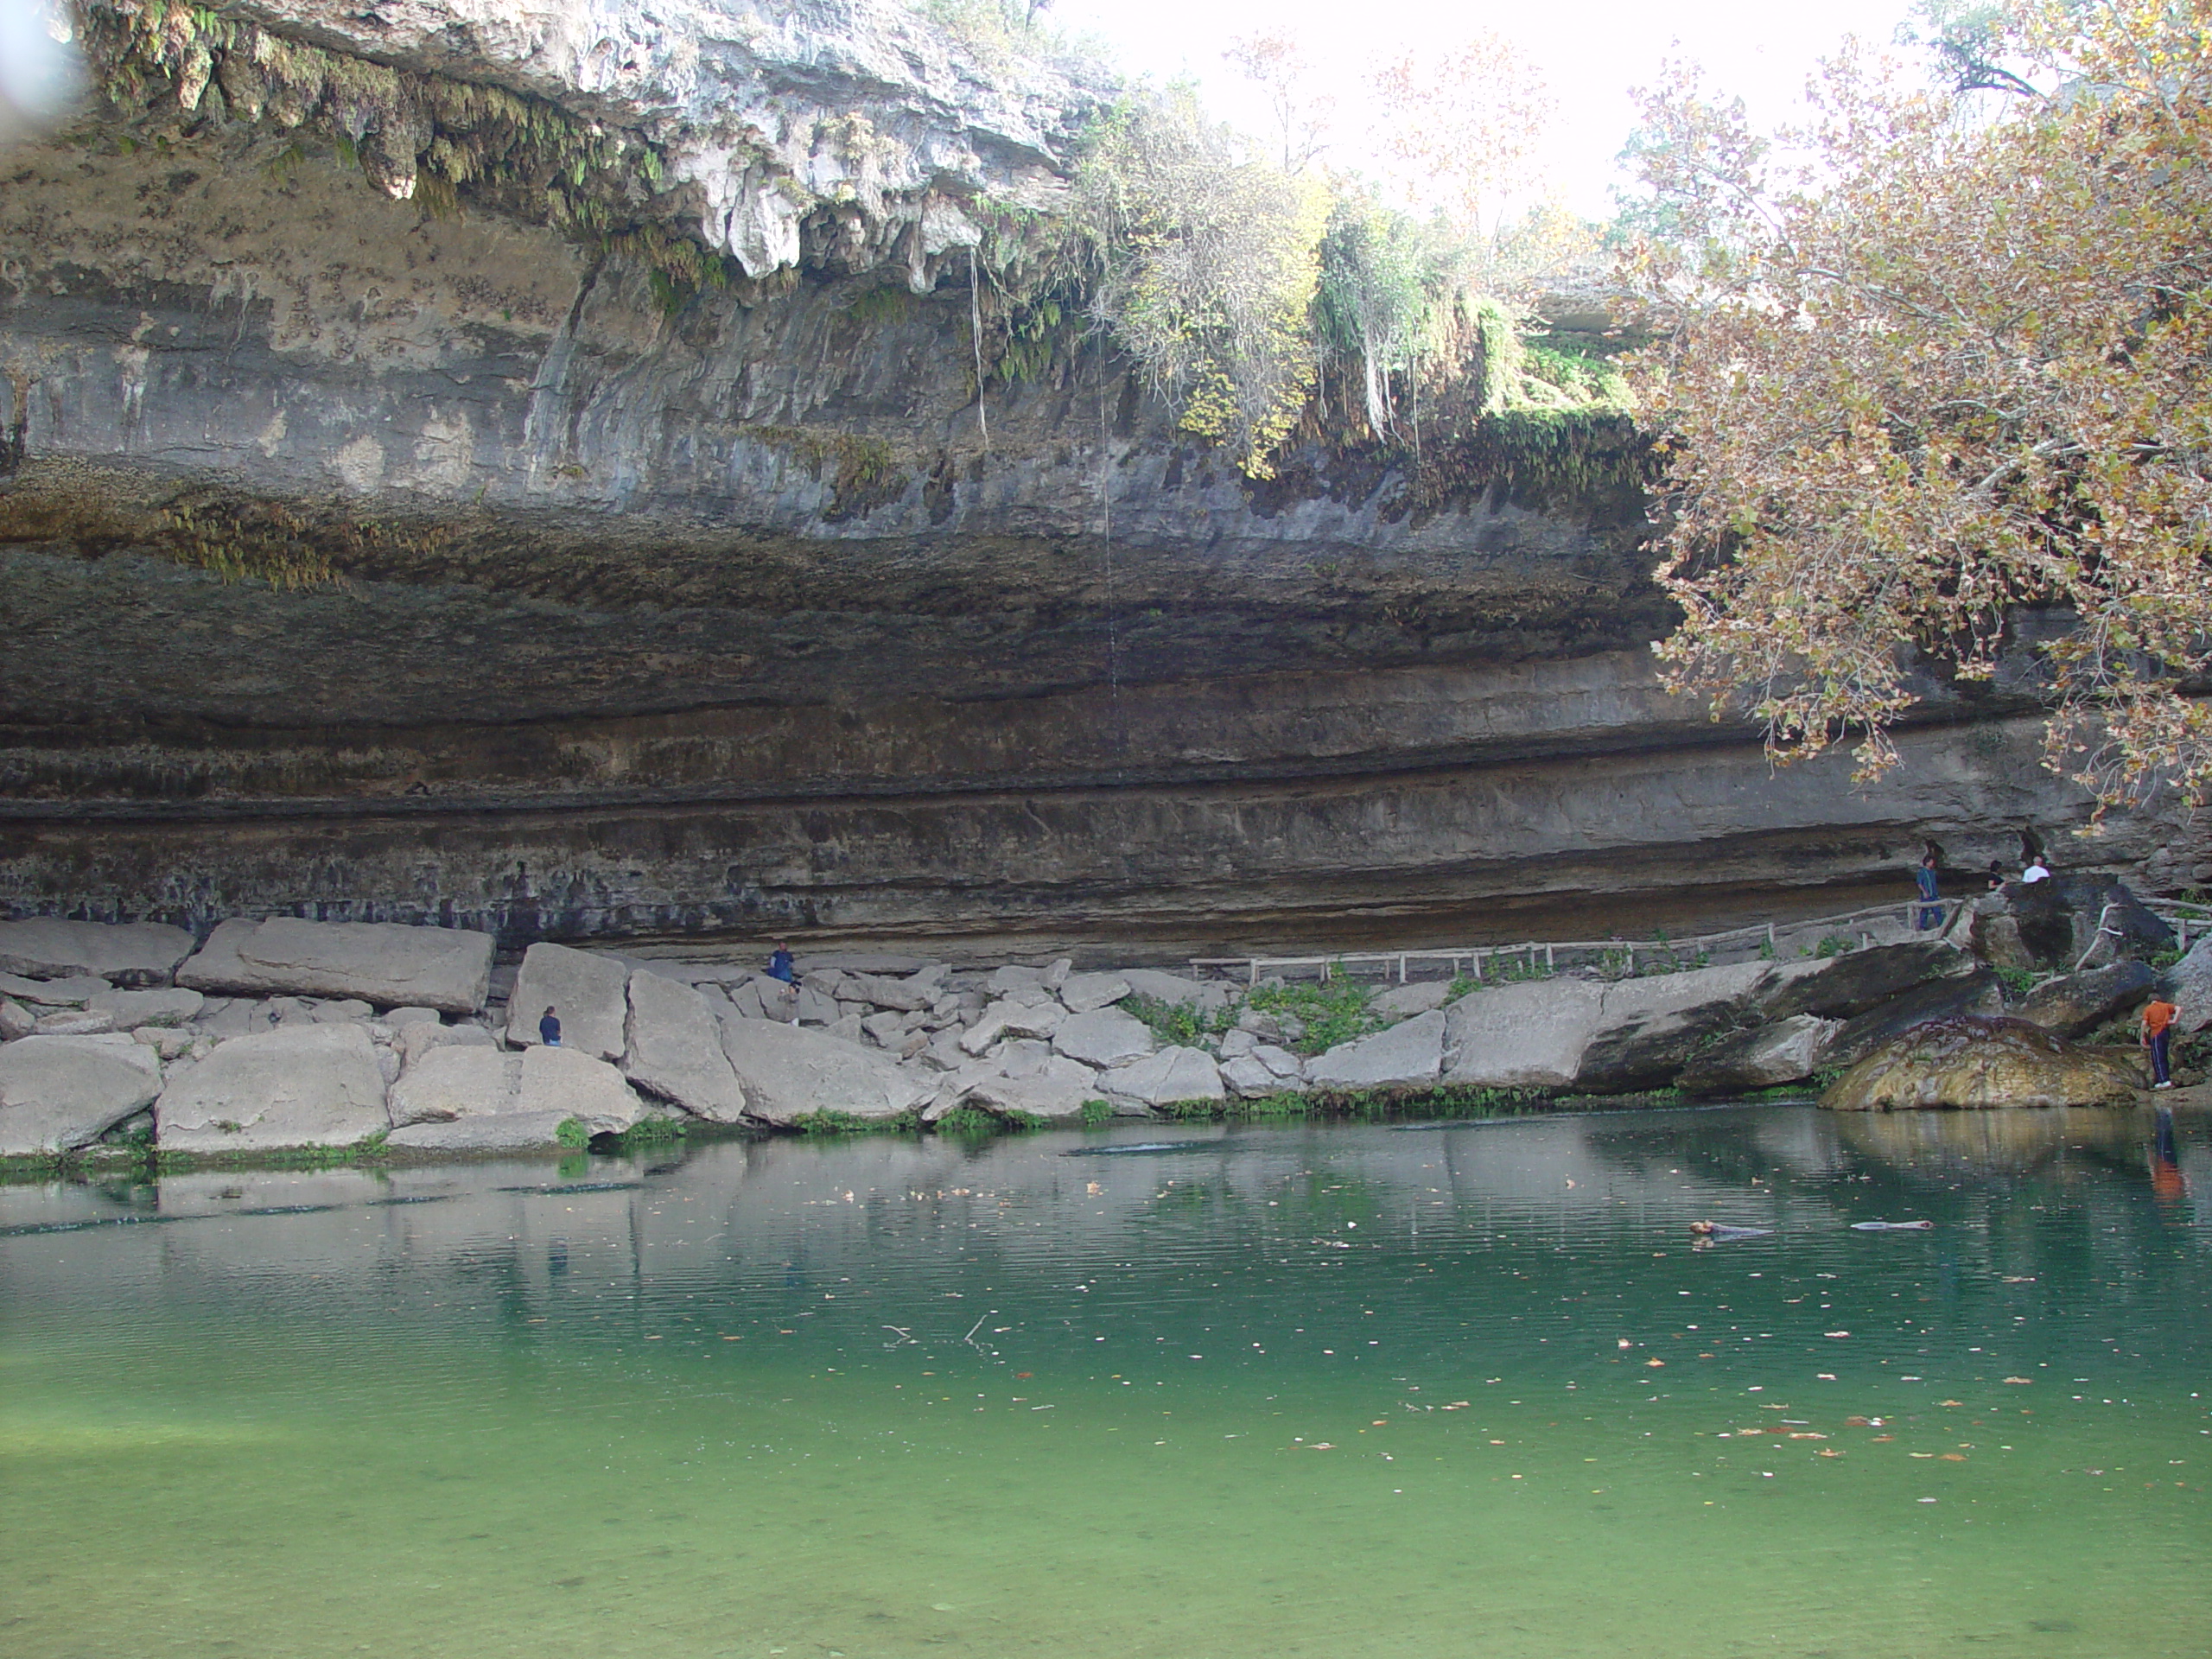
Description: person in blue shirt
766,943,796,983
539,1006,562,1046
1914,854,1942,930
765,942,799,1024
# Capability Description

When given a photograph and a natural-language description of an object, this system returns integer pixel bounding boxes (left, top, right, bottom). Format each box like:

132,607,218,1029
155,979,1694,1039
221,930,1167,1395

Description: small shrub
1123,993,1236,1048
554,1117,591,1148
1079,1098,1113,1125
1813,934,1858,959
1993,964,2040,1001
1247,980,1382,1055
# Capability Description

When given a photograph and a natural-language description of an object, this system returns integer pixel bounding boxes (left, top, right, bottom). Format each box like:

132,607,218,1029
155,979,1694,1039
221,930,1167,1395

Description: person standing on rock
766,940,799,1024
539,1005,562,1047
1915,853,1942,931
2141,993,2178,1090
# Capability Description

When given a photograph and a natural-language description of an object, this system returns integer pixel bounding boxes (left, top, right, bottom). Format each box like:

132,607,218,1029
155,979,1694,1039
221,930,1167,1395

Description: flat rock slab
86,987,205,1028
388,1045,645,1133
505,943,630,1061
1052,1007,1155,1068
0,1034,164,1154
1309,1009,1445,1091
181,919,493,1014
625,970,750,1123
156,1024,390,1152
718,1018,933,1128
0,972,111,1007
1370,982,1453,1019
1058,971,1131,1014
0,918,197,987
1120,969,1236,1015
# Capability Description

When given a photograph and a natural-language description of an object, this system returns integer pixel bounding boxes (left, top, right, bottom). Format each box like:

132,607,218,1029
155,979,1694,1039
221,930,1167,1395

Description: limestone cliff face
0,2,2199,952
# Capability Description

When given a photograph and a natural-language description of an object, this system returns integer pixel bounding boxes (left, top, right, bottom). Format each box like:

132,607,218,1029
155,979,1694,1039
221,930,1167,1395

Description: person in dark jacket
1914,853,1942,930
766,943,796,983
539,1006,562,1046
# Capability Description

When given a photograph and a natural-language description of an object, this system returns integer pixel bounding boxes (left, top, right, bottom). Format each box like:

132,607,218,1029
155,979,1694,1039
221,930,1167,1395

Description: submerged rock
1820,1015,2142,1110
0,1034,164,1154
0,918,197,987
156,1024,391,1151
181,919,494,1014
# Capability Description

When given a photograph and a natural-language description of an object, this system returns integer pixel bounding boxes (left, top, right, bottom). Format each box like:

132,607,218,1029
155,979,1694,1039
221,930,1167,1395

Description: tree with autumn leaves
1625,0,2212,821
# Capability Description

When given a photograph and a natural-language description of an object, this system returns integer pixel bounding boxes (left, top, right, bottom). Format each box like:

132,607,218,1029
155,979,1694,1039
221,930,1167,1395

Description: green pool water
3,1103,2208,1658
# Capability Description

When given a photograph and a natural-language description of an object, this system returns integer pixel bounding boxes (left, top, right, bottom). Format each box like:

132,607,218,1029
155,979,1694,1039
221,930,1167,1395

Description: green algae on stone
1820,1014,2143,1111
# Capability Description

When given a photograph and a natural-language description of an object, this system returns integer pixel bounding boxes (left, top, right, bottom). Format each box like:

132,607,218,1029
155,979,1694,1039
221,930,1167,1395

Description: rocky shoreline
2,869,2197,1167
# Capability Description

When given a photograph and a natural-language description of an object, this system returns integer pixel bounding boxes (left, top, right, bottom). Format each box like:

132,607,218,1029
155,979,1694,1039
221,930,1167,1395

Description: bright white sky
1049,0,1921,219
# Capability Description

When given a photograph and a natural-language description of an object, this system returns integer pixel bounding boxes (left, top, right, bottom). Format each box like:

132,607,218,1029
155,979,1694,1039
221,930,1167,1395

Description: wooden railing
1191,898,1973,987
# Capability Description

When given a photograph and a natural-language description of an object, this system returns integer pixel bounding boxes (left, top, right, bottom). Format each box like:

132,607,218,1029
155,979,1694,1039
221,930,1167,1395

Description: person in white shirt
2022,857,2051,883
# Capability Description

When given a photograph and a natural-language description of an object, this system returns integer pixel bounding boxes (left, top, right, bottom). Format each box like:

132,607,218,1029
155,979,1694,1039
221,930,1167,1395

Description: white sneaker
2153,1079,2174,1089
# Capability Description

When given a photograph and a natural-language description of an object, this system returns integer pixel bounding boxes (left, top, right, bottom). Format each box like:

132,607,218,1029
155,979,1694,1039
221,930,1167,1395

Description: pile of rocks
2,881,2189,1156
0,918,1326,1157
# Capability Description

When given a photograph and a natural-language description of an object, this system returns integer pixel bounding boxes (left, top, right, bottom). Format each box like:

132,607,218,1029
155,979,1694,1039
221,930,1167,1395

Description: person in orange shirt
2141,994,2179,1090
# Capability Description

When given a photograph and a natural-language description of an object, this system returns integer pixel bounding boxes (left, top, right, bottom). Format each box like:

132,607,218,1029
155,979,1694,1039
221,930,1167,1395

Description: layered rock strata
1,2,2204,953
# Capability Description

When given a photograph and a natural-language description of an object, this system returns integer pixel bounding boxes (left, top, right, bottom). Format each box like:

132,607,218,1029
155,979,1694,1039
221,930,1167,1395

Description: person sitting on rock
539,1005,562,1047
1986,860,2008,891
766,942,796,983
2142,994,2179,1090
2022,855,2052,884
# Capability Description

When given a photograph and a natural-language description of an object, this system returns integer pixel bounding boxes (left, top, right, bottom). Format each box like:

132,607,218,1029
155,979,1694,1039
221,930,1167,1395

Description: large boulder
963,1057,1102,1121
717,1018,933,1128
505,943,631,1060
1678,1014,1840,1096
1052,1007,1156,1067
388,1044,645,1134
1101,1046,1224,1106
1443,978,1606,1090
2015,960,2158,1040
1574,962,1787,1093
624,970,750,1123
0,999,32,1041
155,1024,390,1152
1821,1014,2143,1110
388,1045,514,1126
0,918,197,987
1821,969,2004,1071
1753,939,1985,1022
1309,1010,1445,1091
2160,935,2212,1034
0,1034,164,1154
1995,873,2172,971
180,919,493,1014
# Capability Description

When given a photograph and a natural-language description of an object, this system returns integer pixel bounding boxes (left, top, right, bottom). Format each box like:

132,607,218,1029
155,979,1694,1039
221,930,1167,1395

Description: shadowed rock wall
1,8,2201,956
